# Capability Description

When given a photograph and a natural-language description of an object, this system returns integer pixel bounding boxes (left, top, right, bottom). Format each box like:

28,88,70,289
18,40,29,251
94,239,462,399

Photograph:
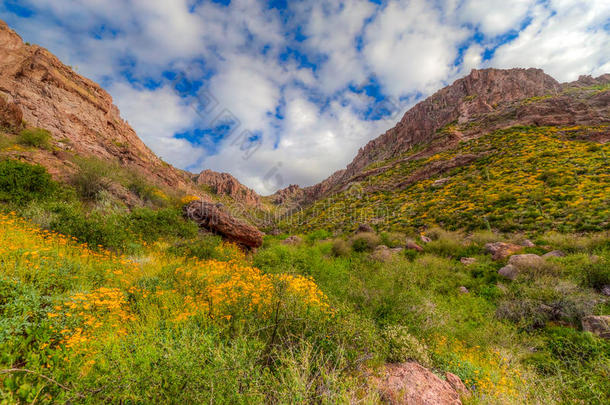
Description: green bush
128,208,198,242
380,232,404,248
331,239,351,257
47,204,134,251
17,128,52,149
168,235,226,261
0,160,55,204
351,232,381,252
71,158,112,200
382,325,431,366
580,260,610,291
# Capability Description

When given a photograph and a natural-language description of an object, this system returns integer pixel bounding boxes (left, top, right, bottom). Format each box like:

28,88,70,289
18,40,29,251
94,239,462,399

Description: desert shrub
540,231,610,253
497,281,598,330
0,159,55,204
127,208,198,242
17,128,51,149
580,260,610,291
0,133,15,150
305,229,332,243
382,325,431,366
128,174,170,207
525,327,610,403
46,204,134,251
380,232,404,248
169,235,224,260
71,158,112,200
351,232,381,252
331,239,351,257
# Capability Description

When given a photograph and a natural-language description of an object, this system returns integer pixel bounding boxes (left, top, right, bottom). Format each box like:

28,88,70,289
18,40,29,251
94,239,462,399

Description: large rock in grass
184,200,263,249
582,315,610,339
357,223,374,233
485,242,523,260
375,362,462,405
508,254,544,268
498,264,519,280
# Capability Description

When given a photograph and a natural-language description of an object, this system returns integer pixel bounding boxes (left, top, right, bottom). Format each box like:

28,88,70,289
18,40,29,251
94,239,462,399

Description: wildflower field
291,125,610,234
0,213,340,403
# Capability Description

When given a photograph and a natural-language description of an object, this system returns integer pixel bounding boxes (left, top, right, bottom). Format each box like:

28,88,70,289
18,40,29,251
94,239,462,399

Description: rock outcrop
582,315,610,339
184,200,263,249
195,170,261,207
374,362,462,405
0,20,199,194
485,242,523,261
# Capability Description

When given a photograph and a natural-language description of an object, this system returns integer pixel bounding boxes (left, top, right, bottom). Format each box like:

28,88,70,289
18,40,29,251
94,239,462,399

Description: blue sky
1,0,609,194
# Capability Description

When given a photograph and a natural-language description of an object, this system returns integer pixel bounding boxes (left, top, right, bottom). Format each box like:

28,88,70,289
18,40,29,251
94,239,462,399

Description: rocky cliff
273,68,609,208
0,19,271,211
0,21,203,194
195,170,261,207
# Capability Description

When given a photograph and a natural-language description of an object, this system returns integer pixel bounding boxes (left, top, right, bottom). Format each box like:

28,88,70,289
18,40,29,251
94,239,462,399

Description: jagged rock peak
195,170,261,207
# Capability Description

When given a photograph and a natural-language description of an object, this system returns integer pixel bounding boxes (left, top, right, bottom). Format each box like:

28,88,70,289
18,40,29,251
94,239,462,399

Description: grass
17,128,52,149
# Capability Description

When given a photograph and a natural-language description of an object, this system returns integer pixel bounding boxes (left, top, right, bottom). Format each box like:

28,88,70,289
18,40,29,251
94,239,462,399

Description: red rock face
374,362,462,405
0,20,197,194
195,170,261,207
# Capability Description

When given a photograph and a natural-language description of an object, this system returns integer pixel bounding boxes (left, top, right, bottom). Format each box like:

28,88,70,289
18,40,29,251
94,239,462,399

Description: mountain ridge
271,68,609,210
0,19,267,210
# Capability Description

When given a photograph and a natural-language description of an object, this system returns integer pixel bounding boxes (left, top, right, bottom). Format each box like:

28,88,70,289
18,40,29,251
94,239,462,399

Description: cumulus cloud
1,0,608,194
362,0,469,97
109,82,206,168
489,0,610,81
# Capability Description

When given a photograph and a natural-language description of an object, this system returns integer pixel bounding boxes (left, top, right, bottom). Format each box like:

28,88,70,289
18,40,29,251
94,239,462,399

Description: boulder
582,315,610,339
374,362,462,405
432,178,451,188
508,254,544,268
521,239,535,248
485,242,523,261
498,264,519,280
458,286,469,294
184,200,263,249
357,223,374,233
601,285,610,297
282,235,303,245
406,240,424,252
543,250,566,258
371,245,394,262
460,257,476,266
445,372,470,397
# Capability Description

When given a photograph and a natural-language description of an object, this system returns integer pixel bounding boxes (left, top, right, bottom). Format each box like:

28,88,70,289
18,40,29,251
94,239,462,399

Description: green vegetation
0,123,608,403
0,159,196,253
289,125,610,234
0,159,55,204
17,128,52,149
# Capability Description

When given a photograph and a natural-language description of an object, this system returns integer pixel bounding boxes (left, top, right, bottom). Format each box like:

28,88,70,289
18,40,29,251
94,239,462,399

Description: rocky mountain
195,169,261,207
272,68,609,210
0,20,264,210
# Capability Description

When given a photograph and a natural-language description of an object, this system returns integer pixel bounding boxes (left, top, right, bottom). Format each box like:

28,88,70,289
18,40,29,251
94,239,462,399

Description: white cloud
362,0,469,97
489,0,610,81
1,0,609,194
109,82,206,167
458,0,534,36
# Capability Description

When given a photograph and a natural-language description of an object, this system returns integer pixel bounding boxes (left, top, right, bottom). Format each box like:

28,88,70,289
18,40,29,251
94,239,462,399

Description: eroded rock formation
184,200,263,249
